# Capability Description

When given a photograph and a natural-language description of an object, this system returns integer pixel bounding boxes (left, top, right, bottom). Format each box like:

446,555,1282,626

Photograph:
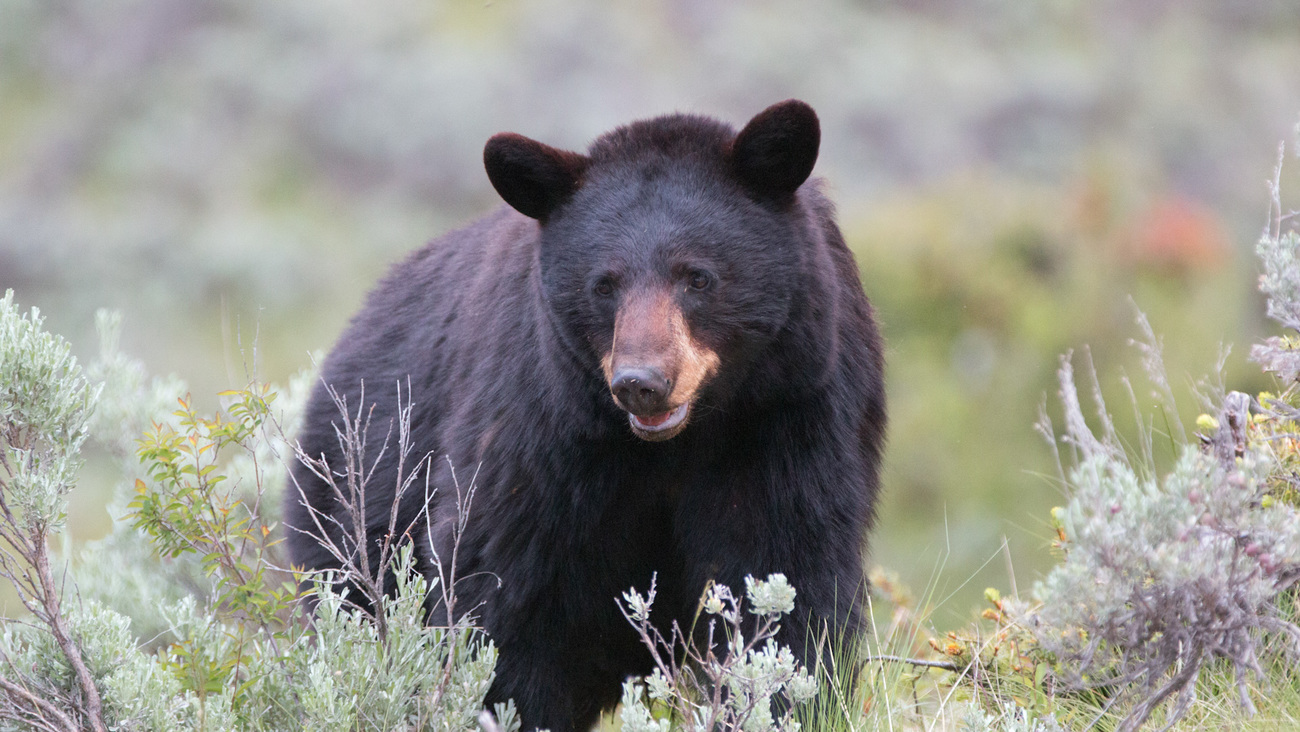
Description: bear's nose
611,367,672,415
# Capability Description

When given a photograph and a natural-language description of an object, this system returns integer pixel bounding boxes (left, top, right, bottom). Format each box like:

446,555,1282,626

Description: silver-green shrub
1251,229,1300,384
0,289,109,730
619,573,818,732
956,700,1063,732
1032,342,1300,729
0,291,100,539
1252,130,1300,385
288,547,499,731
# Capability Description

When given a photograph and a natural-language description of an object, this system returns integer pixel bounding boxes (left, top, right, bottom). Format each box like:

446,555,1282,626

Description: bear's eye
687,270,713,291
593,278,615,297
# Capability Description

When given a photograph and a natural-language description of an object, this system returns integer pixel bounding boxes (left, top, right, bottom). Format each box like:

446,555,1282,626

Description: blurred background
3,0,1299,624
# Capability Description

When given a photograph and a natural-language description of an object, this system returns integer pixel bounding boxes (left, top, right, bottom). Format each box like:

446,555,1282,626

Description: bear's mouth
628,402,690,441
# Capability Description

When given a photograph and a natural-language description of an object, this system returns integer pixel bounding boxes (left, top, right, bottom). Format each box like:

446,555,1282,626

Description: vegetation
617,574,818,732
0,298,503,730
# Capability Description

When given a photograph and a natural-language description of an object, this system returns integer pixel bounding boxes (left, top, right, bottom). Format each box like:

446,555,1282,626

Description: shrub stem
32,532,107,732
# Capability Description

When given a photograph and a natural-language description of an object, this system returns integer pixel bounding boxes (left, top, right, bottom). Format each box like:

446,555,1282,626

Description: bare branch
862,654,964,673
0,675,79,732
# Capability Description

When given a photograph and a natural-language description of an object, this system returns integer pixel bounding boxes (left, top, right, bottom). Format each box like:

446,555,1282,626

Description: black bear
286,100,886,731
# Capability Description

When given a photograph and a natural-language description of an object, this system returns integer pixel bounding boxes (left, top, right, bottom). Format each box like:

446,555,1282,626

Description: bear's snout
602,288,718,441
611,366,672,416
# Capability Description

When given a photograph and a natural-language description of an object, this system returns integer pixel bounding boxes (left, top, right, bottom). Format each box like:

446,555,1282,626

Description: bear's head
484,100,821,441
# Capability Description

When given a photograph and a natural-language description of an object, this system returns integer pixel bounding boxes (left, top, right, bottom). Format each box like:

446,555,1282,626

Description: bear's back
285,207,548,574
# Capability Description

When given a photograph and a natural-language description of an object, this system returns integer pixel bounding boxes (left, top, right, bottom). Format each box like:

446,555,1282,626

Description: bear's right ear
484,133,589,221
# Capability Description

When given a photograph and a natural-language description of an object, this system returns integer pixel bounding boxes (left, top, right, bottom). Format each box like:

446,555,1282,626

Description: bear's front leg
483,634,630,732
672,433,873,681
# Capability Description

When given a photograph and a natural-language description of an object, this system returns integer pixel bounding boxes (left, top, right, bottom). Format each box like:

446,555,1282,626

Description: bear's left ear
484,133,589,221
729,99,820,204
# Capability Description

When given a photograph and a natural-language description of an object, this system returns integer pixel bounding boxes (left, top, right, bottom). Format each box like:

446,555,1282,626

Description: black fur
286,100,886,732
